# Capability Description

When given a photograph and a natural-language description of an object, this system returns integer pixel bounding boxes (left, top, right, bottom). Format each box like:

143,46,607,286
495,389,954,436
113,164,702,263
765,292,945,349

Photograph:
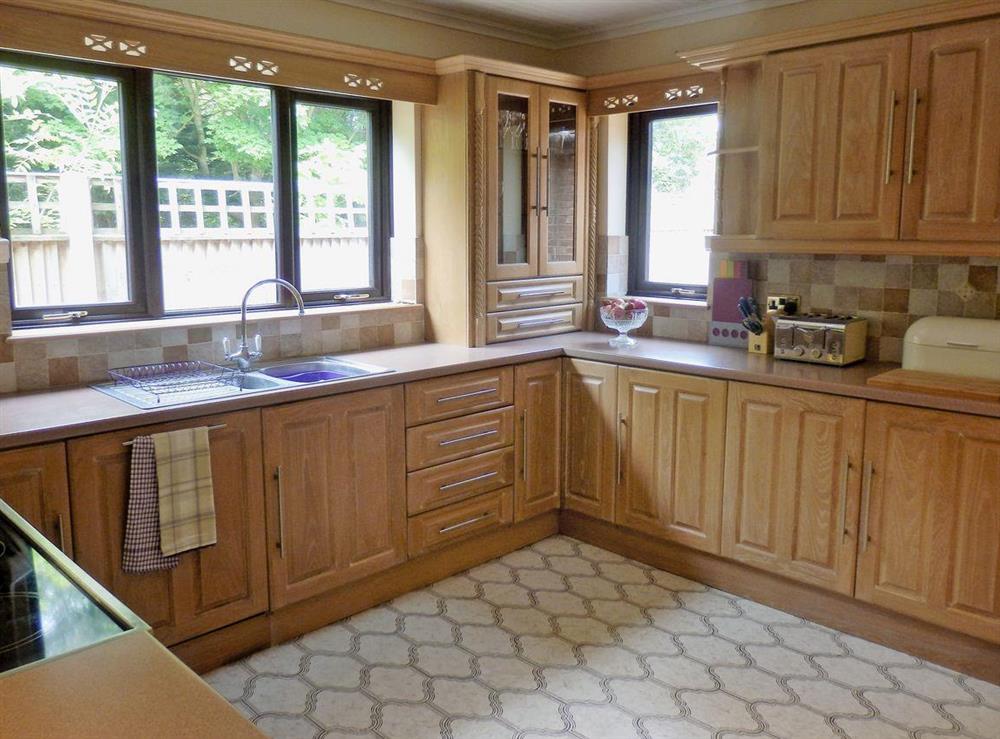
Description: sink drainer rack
108,361,241,403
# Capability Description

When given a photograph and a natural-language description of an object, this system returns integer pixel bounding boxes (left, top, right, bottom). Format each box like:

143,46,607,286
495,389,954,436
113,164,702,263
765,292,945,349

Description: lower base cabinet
722,383,865,595
408,487,514,557
263,386,407,609
562,359,618,522
67,410,268,646
616,367,728,553
856,403,1000,643
0,443,72,555
514,360,562,521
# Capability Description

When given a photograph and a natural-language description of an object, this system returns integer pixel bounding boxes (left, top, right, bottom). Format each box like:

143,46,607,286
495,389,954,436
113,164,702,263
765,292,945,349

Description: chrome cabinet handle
540,151,549,213
906,88,919,184
520,410,528,480
517,316,564,328
439,429,498,447
617,414,627,483
274,466,286,559
440,471,498,491
55,513,66,553
883,89,897,185
437,387,497,403
859,460,875,553
439,511,492,534
515,288,566,298
530,149,540,212
838,459,852,543
122,423,227,446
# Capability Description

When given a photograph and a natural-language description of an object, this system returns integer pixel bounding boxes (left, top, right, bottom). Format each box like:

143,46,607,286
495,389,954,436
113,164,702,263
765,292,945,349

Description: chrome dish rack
108,361,241,404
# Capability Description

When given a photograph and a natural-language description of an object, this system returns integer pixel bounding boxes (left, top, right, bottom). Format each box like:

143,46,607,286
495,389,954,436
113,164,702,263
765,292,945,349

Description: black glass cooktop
0,514,126,675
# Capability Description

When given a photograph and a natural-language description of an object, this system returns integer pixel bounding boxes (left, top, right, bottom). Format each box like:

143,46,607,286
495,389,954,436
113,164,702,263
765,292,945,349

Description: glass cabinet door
539,87,586,276
487,78,538,280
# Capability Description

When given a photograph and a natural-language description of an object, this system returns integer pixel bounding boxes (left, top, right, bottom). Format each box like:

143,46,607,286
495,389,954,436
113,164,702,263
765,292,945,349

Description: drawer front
408,488,514,557
406,407,514,471
405,367,514,426
488,276,583,312
487,303,583,343
407,448,514,515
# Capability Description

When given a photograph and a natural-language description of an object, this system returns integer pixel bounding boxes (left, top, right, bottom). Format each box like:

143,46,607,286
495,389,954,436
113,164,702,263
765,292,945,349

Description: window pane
1,65,130,308
646,111,718,287
154,73,276,311
295,101,372,292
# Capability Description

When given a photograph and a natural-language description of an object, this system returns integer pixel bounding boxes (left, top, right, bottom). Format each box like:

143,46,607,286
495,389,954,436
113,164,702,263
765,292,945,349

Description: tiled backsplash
642,254,1000,362
0,304,424,393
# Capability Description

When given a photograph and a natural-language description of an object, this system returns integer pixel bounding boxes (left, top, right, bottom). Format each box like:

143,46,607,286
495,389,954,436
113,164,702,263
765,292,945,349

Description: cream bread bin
902,317,1000,380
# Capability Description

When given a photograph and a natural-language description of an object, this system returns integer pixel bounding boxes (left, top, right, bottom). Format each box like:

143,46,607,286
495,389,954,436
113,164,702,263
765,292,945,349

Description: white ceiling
330,0,807,48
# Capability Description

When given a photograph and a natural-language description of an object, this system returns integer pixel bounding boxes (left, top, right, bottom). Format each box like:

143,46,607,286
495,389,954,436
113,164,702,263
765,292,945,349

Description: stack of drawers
404,367,517,556
486,277,584,342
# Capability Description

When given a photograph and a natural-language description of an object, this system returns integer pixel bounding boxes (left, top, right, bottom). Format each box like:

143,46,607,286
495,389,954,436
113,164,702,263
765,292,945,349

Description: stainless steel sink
255,357,393,384
234,373,289,390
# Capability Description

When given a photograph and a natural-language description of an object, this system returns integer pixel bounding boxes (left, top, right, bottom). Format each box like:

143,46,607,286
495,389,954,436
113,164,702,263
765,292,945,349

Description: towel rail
122,424,228,446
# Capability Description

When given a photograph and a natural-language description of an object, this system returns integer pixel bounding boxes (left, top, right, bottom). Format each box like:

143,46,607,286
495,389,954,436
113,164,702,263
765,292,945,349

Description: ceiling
330,0,808,48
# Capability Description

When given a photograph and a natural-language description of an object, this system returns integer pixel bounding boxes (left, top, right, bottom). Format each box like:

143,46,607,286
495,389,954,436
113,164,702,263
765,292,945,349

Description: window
626,104,718,300
0,52,391,325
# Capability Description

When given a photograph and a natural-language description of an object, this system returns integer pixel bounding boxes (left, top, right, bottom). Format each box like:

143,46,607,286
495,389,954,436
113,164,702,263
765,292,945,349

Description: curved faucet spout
228,278,306,372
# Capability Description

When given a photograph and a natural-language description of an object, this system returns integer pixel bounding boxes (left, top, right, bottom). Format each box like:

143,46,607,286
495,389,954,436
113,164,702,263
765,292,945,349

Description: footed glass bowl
599,305,648,347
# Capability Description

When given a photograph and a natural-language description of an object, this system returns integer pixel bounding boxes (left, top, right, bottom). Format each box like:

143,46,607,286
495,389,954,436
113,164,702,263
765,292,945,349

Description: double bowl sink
240,358,392,389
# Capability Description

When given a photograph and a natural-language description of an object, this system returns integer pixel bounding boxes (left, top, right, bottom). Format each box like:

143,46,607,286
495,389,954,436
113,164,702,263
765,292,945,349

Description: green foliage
650,114,717,195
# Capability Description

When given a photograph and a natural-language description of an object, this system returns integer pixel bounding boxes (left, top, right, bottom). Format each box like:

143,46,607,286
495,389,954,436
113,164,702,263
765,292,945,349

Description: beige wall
125,0,559,68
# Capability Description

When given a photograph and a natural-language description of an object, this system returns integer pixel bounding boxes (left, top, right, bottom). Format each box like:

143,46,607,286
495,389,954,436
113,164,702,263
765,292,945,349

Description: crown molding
435,55,586,89
679,0,1000,68
329,0,807,50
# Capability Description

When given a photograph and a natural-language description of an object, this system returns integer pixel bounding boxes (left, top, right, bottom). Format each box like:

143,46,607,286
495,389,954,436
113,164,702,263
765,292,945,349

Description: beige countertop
0,631,263,738
0,332,996,451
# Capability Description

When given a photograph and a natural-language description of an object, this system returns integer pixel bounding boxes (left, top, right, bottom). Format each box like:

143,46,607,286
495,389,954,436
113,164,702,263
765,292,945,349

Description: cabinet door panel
857,404,1000,643
265,387,406,609
902,18,1000,241
539,86,586,276
723,384,864,595
514,359,561,521
67,411,267,646
759,34,909,239
562,359,617,522
0,443,71,554
616,368,726,553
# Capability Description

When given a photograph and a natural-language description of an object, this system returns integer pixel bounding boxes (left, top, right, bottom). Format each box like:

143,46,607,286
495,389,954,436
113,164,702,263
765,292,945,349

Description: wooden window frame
1,50,392,326
626,102,718,302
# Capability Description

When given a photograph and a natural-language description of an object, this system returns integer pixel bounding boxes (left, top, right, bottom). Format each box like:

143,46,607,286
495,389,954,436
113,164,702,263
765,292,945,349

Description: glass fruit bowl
599,298,649,347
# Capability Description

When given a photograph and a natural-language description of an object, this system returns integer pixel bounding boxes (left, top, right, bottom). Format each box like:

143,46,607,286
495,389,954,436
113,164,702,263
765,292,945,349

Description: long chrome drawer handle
274,466,286,559
514,288,567,298
517,316,564,328
437,387,497,403
439,471,498,491
439,511,493,534
439,428,498,447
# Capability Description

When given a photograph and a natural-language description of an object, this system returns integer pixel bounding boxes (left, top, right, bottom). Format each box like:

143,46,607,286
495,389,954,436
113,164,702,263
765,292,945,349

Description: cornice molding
679,0,1000,68
436,55,586,89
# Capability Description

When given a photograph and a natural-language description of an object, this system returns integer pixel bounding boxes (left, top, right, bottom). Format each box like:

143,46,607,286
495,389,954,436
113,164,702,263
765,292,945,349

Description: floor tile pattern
205,536,1000,739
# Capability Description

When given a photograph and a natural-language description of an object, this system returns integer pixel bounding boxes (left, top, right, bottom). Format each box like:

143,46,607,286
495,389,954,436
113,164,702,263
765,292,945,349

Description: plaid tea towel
122,436,180,573
153,427,217,557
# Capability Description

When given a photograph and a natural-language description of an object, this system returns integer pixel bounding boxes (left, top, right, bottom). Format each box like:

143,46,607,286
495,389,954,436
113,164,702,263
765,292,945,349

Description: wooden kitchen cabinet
263,386,407,609
562,359,618,522
514,359,562,521
758,33,911,240
901,17,1000,242
67,410,268,646
616,367,727,553
856,403,1000,643
0,443,72,555
721,383,865,595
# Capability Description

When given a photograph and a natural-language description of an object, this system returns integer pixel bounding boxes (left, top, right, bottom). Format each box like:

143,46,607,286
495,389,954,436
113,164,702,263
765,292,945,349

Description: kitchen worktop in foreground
1,332,997,451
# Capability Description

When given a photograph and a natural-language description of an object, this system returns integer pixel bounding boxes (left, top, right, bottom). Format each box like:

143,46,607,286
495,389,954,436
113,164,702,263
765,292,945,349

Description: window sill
631,296,709,309
8,302,423,343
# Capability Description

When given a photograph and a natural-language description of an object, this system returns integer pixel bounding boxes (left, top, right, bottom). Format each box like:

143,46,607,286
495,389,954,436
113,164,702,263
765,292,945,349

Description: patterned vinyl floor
204,536,1000,739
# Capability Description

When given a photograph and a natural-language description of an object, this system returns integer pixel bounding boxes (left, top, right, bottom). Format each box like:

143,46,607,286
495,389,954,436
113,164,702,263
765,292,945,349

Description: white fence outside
6,172,371,308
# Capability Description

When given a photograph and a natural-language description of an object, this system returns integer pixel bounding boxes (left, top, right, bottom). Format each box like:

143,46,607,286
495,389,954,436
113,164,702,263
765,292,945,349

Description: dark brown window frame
626,102,718,302
0,50,392,327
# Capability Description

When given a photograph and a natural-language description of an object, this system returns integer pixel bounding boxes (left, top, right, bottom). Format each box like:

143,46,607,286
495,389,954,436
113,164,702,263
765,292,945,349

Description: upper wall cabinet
423,68,589,348
901,18,1000,242
758,34,911,240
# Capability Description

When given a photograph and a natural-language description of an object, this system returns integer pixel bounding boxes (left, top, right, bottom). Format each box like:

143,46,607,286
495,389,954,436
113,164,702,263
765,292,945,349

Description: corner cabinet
263,386,407,609
562,359,618,522
423,68,590,347
67,410,268,646
856,403,1000,644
